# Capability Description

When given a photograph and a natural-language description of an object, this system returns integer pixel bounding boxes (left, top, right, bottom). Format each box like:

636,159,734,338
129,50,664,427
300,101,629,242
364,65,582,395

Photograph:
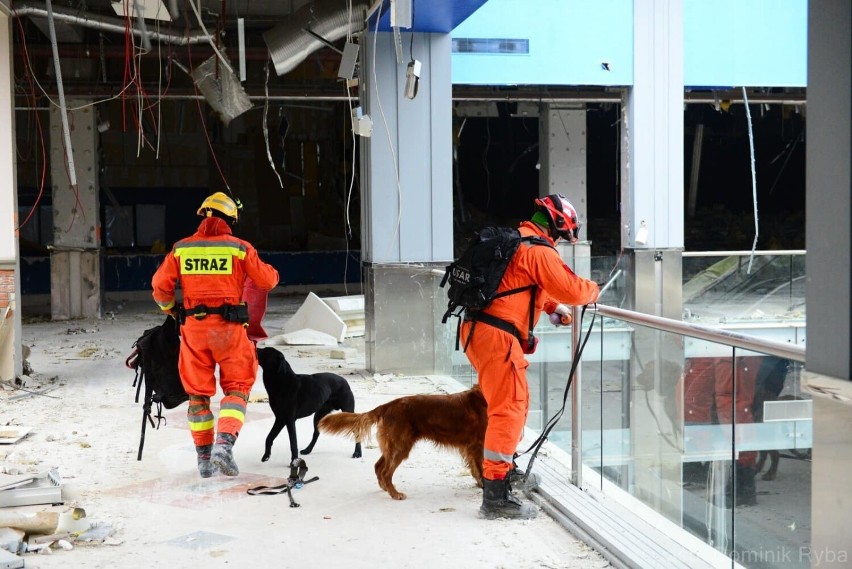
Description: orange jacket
480,221,599,342
152,217,280,312
680,356,760,425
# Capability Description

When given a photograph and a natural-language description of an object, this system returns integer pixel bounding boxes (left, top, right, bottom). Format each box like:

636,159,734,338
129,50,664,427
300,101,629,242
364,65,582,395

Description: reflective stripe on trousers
461,320,530,480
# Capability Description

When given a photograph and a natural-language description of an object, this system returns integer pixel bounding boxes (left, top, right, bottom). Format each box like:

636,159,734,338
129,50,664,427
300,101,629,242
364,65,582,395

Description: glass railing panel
731,350,811,569
683,253,806,325
570,311,631,490
592,255,629,308
438,289,811,567
681,343,739,557
609,322,690,525
525,317,575,445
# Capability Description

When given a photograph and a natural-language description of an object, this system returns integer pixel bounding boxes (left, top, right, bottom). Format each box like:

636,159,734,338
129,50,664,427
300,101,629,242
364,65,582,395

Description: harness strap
464,310,534,354
462,281,539,353
185,304,229,316
184,303,250,325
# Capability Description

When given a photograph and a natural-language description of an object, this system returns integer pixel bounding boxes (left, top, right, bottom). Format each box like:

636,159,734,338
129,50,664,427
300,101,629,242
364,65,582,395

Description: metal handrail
682,250,806,257
592,304,806,363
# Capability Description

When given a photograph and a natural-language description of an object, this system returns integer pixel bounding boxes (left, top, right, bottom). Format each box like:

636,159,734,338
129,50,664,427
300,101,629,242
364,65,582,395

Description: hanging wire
341,0,358,295
263,62,284,189
14,16,47,233
742,87,759,273
187,36,231,193
370,4,404,260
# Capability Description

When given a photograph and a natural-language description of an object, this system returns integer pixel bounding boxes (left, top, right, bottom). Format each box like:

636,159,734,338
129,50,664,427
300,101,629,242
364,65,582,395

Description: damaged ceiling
2,0,493,104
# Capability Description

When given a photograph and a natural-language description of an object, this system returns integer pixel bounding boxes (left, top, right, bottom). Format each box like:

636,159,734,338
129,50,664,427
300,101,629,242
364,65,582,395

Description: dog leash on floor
247,458,319,507
517,304,597,484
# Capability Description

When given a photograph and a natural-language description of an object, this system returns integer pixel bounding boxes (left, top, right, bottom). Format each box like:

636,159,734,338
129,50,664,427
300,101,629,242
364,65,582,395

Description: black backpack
125,315,188,460
440,227,550,349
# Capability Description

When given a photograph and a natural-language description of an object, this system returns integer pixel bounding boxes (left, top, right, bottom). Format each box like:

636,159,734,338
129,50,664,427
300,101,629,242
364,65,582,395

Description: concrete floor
1,294,610,569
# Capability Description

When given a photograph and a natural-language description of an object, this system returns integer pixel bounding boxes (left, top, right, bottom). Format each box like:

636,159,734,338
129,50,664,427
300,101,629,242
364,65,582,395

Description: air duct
190,52,253,126
263,0,368,77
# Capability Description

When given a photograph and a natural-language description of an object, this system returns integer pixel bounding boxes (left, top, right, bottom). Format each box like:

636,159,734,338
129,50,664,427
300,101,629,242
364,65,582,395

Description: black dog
256,346,361,464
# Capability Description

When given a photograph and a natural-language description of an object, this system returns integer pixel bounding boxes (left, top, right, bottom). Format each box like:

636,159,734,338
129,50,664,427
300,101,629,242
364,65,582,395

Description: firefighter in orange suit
152,192,279,478
461,194,599,520
681,355,762,506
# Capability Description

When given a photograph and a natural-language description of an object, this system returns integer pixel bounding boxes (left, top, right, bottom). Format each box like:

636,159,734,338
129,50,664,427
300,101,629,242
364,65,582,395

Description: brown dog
318,385,487,500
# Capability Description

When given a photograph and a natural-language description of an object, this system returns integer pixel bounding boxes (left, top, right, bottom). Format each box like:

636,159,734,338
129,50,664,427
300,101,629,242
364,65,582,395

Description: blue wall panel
21,251,362,295
684,0,807,88
451,0,807,88
451,0,634,86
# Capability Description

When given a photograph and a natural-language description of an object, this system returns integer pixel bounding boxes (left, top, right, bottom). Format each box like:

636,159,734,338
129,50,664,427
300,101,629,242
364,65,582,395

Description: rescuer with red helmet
461,193,599,519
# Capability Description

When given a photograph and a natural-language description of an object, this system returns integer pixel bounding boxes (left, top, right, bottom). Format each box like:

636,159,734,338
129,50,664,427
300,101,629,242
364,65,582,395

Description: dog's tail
318,410,378,445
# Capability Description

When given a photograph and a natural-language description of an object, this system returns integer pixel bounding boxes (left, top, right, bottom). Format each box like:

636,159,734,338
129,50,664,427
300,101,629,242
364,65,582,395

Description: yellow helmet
197,192,240,222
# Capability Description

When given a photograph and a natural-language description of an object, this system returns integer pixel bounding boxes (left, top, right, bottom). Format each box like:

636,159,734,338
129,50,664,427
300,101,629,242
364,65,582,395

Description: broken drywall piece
323,295,365,338
0,509,60,534
330,347,357,360
0,470,62,508
282,292,346,342
267,329,339,347
0,527,24,554
0,548,24,568
74,523,115,545
0,428,31,445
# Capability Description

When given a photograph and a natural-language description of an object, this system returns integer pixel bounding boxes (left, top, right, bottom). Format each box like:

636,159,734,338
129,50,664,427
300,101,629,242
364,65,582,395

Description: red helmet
534,194,581,242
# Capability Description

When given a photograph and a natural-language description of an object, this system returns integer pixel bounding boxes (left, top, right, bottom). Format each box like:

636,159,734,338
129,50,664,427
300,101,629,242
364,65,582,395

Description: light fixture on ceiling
110,0,172,21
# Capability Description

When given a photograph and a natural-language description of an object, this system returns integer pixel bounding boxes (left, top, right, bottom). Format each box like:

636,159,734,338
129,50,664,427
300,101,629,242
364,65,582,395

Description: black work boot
211,433,239,476
479,477,538,520
735,465,758,507
506,466,541,493
196,444,215,478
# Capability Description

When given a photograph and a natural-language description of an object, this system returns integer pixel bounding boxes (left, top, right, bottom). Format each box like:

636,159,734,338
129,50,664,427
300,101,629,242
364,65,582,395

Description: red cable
13,15,46,233
186,39,231,192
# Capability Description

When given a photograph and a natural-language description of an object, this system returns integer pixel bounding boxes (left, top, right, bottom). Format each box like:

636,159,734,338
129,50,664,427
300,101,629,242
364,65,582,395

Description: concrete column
807,1,852,561
49,100,101,320
622,0,685,523
0,12,22,380
360,31,453,374
539,104,588,235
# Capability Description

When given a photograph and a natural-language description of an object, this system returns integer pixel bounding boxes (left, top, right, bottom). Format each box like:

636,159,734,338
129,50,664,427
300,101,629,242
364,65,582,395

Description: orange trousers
179,316,257,446
460,320,530,480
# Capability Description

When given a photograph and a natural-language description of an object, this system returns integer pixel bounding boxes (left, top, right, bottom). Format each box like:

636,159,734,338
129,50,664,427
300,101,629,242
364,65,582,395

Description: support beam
0,11,22,380
621,0,685,525
686,123,704,218
360,31,453,374
49,100,101,320
539,104,588,237
807,0,852,560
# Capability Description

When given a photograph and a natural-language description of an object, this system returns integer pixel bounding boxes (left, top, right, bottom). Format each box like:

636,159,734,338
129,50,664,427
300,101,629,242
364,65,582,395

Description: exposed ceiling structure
1,0,807,109
1,0,495,105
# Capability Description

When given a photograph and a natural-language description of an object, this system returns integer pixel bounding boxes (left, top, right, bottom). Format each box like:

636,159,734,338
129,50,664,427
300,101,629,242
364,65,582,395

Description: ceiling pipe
10,0,211,45
12,86,808,106
21,44,279,61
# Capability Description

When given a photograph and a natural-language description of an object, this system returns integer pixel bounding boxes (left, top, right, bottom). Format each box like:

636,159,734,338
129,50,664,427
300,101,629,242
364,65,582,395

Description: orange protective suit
680,356,761,468
460,221,599,481
151,216,279,446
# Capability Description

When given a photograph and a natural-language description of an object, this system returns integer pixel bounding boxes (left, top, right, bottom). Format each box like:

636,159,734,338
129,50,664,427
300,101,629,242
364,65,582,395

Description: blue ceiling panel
372,0,489,33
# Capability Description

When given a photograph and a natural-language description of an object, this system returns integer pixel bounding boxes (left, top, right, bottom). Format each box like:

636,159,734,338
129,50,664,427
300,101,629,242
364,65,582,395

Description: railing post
571,304,582,486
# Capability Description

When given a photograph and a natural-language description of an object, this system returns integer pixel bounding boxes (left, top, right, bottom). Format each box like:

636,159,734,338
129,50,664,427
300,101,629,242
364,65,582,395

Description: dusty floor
1,294,610,569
